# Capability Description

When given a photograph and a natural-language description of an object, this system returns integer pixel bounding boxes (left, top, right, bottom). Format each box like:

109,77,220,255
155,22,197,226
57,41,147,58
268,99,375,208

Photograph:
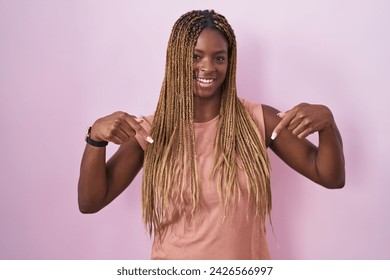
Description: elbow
79,205,99,214
78,204,97,214
325,180,345,189
321,173,346,189
78,183,105,214
78,197,103,214
316,162,345,189
337,177,346,189
79,205,101,214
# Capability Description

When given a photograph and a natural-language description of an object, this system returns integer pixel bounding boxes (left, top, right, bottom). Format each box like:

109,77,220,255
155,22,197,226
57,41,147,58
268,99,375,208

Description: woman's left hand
271,103,335,140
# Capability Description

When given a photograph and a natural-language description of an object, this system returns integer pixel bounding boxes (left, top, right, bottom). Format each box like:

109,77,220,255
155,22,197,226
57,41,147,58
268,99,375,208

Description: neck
193,94,221,123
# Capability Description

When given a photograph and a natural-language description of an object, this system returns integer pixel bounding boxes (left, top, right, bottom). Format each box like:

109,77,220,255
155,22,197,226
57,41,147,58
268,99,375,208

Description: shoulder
261,104,282,147
239,98,280,121
142,115,154,129
239,98,266,121
134,114,154,151
239,98,267,140
239,98,263,113
239,100,281,147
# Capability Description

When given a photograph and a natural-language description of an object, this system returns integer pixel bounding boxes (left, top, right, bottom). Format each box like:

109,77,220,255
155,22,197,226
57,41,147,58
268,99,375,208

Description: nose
200,58,216,72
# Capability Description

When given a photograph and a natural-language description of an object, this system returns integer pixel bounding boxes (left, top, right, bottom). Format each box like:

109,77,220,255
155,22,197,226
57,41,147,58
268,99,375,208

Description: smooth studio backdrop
1,0,389,259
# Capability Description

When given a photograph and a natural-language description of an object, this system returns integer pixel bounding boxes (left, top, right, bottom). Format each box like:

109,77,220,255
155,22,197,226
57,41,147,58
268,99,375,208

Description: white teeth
197,77,215,83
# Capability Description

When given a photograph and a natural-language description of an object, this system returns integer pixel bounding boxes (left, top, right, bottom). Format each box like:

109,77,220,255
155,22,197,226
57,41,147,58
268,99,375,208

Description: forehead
194,28,228,52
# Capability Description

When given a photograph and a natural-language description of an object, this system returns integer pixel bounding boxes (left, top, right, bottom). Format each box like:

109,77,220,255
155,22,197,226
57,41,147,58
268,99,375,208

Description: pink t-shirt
135,99,270,259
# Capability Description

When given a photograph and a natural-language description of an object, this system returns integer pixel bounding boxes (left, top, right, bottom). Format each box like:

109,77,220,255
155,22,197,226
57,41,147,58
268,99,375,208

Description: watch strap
85,126,108,147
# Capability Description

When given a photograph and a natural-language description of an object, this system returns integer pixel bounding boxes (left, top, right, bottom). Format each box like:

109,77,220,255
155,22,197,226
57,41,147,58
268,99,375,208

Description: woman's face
193,28,229,100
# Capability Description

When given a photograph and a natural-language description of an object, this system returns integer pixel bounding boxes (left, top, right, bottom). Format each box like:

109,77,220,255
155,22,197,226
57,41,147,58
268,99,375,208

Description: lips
196,77,216,84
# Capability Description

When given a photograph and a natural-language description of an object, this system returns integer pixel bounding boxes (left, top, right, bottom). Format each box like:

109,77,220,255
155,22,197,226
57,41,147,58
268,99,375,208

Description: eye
215,56,226,62
193,54,200,60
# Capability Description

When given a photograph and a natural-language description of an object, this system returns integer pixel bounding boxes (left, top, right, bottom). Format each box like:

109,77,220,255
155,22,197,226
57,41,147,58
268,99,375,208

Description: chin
194,90,218,99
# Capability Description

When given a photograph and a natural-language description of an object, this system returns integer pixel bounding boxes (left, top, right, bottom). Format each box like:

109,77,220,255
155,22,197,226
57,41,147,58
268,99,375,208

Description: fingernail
146,136,154,144
277,113,282,117
271,132,277,140
135,117,144,123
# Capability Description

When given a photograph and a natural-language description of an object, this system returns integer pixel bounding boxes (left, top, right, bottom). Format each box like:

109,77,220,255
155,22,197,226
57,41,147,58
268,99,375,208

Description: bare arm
77,112,152,213
263,103,345,189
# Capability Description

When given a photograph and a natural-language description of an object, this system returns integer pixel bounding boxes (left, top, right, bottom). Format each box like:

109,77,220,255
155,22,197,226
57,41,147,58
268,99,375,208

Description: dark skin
78,28,345,214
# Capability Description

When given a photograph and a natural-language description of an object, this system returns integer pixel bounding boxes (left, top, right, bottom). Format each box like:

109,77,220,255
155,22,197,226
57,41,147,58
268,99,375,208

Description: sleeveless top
135,99,270,259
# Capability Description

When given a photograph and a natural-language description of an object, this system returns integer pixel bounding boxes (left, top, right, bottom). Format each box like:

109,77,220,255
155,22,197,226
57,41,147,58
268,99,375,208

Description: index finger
271,111,295,140
124,115,154,144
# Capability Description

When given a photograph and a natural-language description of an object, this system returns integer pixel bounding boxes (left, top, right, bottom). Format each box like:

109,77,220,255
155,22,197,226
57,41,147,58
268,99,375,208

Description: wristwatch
85,126,108,147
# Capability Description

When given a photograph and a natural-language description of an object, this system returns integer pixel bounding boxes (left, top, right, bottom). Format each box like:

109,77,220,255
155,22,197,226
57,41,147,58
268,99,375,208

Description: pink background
1,0,389,259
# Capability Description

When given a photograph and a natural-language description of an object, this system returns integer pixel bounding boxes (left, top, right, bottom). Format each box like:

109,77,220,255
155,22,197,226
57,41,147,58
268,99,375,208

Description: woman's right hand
78,112,149,213
90,111,153,145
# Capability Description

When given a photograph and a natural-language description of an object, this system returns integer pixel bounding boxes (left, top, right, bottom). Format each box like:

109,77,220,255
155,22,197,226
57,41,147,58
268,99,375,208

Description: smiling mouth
196,77,215,84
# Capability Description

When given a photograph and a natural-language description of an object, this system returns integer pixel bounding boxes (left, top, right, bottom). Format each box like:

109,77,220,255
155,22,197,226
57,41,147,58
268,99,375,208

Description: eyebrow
194,49,228,55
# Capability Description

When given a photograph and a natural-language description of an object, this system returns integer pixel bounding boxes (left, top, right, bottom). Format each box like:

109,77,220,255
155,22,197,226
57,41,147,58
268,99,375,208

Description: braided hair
142,10,271,235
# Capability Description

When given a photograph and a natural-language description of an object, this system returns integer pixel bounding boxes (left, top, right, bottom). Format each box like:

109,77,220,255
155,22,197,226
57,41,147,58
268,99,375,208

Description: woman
78,10,345,259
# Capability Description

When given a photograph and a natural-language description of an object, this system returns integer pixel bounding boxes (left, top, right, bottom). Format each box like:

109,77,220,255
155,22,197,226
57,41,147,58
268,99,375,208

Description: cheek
192,63,198,76
220,67,228,81
221,63,228,74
